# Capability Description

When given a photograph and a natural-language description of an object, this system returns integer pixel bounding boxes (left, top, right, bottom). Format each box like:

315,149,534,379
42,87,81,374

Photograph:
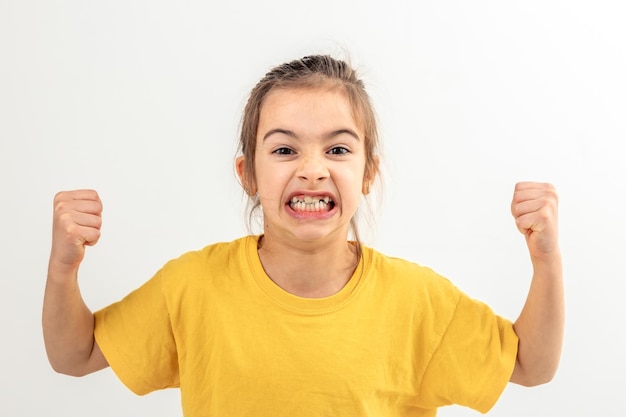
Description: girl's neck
256,234,359,299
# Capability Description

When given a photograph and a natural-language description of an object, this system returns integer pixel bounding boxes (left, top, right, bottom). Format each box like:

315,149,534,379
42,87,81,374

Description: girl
43,55,563,416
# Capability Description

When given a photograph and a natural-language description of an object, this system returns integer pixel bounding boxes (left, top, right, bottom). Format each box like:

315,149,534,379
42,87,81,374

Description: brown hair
237,55,380,250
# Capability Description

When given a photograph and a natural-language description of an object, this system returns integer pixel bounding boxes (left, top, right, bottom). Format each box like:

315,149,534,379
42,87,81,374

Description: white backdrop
1,1,625,416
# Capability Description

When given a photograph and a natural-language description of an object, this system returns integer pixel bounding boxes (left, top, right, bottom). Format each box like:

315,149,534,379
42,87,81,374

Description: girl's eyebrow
262,128,361,141
263,128,297,141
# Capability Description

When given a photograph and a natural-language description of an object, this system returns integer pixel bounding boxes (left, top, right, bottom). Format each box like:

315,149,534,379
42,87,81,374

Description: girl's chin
265,221,349,245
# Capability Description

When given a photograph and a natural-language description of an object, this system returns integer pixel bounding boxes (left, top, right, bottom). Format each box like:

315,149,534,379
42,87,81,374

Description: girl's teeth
289,196,333,212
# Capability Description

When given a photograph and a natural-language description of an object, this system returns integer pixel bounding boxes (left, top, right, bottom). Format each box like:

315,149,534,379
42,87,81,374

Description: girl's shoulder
364,245,460,297
155,235,257,281
166,235,256,264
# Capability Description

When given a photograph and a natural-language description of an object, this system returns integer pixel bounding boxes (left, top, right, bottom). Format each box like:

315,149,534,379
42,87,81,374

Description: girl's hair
237,55,380,253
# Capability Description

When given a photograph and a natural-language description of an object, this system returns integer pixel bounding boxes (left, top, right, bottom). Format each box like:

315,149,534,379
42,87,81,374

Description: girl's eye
328,146,349,155
273,147,294,155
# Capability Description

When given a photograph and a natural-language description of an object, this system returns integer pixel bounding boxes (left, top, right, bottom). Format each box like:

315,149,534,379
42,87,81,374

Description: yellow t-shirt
94,235,518,416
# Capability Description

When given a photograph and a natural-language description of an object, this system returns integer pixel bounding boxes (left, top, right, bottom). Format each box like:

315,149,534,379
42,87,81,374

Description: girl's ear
362,156,380,195
236,156,257,196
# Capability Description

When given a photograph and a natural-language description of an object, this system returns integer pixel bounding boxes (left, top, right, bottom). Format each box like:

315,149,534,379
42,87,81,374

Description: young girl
43,55,563,416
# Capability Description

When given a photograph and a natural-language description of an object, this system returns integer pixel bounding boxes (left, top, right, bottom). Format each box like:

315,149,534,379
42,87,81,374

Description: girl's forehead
258,88,361,133
263,86,347,105
260,87,358,122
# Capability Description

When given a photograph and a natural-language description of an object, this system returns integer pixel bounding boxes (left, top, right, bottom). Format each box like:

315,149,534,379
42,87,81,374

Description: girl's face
245,87,369,246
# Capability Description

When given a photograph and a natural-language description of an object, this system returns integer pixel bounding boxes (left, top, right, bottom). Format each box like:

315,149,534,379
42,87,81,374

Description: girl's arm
42,190,109,376
508,182,564,386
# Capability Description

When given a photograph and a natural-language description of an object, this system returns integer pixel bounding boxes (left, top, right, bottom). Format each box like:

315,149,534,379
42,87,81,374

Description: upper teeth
291,196,331,204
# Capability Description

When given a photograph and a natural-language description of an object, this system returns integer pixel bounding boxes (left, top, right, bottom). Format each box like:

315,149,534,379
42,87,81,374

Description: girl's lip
285,201,338,219
285,190,337,203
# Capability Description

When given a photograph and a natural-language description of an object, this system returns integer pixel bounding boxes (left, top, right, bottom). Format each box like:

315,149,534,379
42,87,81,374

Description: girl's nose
297,154,329,183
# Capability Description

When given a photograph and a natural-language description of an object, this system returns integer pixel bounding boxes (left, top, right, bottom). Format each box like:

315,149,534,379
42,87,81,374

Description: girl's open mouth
288,195,335,212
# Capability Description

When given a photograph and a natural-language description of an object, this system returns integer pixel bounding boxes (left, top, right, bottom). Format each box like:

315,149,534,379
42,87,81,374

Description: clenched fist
50,190,103,269
511,182,559,259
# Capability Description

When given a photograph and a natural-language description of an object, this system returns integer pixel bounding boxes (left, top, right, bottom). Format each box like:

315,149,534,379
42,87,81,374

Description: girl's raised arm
42,190,109,376
508,182,564,386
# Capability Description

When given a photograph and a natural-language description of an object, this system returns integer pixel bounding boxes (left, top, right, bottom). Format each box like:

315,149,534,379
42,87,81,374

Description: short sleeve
418,294,519,413
94,269,180,395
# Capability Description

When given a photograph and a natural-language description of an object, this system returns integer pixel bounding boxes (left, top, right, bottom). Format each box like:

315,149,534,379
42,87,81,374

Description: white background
1,1,625,416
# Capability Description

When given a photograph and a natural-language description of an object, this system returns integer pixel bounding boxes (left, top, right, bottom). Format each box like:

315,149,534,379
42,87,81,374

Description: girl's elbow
517,370,556,387
48,359,86,377
510,360,559,387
